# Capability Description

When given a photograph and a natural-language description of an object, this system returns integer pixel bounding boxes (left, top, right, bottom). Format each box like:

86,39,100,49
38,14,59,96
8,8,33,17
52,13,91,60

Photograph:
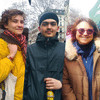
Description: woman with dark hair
22,28,29,44
0,9,27,100
62,17,100,100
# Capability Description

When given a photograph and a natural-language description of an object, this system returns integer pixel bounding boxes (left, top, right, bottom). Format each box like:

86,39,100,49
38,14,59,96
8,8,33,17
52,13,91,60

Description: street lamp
28,0,31,5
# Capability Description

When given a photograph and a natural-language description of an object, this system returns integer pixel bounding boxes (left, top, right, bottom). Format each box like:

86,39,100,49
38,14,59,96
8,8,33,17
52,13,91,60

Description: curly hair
71,17,99,41
0,9,26,29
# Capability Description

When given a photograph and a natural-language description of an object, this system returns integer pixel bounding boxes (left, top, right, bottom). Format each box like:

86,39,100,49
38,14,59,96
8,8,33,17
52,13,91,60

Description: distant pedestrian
22,28,29,44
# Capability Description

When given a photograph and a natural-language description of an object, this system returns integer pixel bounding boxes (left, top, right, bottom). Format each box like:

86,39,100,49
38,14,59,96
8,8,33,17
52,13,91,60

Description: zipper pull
47,38,49,41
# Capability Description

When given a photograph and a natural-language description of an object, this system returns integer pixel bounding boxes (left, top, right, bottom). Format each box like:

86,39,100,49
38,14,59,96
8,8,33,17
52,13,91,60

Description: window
60,34,62,39
56,10,58,13
62,28,64,32
62,34,64,38
60,28,62,32
60,16,62,21
60,22,62,26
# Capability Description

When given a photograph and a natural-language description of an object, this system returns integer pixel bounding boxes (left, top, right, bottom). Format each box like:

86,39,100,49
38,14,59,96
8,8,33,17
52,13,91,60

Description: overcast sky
69,0,98,17
0,0,27,15
0,0,98,17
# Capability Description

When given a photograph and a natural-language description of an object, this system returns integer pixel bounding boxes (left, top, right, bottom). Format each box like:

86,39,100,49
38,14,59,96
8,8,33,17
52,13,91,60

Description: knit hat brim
39,12,59,26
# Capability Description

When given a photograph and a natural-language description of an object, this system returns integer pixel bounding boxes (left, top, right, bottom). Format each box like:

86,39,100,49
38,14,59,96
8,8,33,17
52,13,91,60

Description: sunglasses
76,28,94,35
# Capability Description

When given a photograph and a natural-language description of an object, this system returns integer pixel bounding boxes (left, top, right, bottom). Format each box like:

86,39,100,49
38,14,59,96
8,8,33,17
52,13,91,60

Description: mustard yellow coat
0,38,25,100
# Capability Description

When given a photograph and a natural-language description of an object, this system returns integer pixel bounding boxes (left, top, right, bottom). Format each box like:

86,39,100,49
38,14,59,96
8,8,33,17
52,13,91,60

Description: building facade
28,0,69,44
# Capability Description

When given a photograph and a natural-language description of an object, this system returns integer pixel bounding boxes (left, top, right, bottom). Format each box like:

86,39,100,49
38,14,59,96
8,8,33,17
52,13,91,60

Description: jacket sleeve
59,63,63,83
23,47,30,100
0,58,14,82
0,39,14,83
58,43,65,83
62,58,76,100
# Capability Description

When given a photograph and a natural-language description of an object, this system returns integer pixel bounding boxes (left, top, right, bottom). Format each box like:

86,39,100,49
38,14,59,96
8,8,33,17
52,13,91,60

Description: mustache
45,29,52,32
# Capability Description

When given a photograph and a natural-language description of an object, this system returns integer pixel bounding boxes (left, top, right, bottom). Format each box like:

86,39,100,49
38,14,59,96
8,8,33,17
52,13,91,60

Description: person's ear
57,26,59,31
4,24,8,29
38,26,40,31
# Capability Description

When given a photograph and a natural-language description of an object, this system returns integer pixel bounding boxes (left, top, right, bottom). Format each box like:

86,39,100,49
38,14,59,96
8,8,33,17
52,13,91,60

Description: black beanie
39,12,59,26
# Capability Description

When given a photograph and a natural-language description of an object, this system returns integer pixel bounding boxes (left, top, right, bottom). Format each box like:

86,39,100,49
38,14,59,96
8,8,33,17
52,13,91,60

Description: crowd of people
0,8,100,100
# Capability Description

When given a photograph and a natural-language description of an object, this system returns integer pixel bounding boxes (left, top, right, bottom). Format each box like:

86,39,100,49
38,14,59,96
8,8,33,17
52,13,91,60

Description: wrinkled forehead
9,15,24,20
76,21,93,29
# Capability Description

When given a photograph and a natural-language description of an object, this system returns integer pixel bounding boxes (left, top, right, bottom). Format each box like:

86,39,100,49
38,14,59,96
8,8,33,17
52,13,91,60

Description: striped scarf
4,29,27,63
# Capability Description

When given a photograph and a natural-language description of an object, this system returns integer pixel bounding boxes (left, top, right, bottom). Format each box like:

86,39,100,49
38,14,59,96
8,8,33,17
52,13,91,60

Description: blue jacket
73,41,95,100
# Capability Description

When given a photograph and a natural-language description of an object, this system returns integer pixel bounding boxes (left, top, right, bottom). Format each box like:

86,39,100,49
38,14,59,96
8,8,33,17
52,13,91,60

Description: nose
47,23,52,29
83,30,88,35
17,21,24,27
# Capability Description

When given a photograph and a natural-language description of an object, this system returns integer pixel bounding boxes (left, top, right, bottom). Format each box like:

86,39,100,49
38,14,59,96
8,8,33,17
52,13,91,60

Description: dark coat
23,33,65,100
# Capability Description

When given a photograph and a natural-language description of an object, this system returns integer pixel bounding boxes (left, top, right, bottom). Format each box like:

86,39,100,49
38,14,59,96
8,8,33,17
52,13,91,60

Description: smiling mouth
16,29,23,30
81,36,90,38
81,37,90,40
46,31,52,33
47,32,51,34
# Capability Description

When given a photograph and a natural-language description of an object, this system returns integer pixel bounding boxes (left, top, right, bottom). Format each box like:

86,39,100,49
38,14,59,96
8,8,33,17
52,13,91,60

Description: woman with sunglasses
62,17,100,100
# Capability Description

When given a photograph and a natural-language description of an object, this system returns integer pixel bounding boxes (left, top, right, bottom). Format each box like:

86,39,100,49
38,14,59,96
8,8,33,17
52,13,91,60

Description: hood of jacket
36,32,59,48
65,37,100,60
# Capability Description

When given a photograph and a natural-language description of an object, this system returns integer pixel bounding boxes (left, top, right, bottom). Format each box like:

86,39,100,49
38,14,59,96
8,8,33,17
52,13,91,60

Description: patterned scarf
3,29,27,63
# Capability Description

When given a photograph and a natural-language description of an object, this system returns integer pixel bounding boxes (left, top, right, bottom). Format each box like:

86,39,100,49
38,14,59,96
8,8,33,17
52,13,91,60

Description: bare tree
68,7,84,25
8,0,67,28
8,0,83,29
29,0,68,22
30,0,66,14
8,1,35,28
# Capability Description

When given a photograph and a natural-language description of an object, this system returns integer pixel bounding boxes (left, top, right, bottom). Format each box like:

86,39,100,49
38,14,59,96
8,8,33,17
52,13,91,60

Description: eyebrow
11,18,24,21
42,21,56,23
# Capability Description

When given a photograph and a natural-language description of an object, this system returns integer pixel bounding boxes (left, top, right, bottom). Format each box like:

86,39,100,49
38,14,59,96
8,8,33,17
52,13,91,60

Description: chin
16,31,23,34
15,33,22,35
16,30,23,34
47,36,54,38
80,42,90,45
45,35,53,37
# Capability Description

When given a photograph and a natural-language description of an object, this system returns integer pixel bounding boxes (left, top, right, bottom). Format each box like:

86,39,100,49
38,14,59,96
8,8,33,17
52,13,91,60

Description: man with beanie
23,12,65,100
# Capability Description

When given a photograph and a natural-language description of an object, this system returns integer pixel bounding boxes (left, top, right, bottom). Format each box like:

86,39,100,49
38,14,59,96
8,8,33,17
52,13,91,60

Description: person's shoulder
27,42,36,49
0,38,8,53
94,37,100,53
0,38,7,45
58,41,65,46
56,41,65,51
0,38,4,41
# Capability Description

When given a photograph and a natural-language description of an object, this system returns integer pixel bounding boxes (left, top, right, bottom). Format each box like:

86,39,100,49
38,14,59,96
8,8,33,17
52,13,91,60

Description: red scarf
4,29,27,63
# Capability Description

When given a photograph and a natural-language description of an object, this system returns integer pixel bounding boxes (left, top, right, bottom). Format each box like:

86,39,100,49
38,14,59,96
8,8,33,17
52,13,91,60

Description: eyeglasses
76,28,94,35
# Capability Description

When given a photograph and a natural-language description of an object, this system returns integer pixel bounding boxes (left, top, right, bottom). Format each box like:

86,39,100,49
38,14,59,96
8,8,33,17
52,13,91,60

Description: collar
65,37,100,60
36,32,59,48
73,40,96,58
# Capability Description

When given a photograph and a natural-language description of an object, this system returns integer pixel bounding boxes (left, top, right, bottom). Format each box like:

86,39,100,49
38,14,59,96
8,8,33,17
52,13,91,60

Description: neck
77,40,94,51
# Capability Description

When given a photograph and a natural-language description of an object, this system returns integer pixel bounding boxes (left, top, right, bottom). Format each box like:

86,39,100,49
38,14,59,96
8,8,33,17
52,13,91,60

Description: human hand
7,43,18,58
44,78,62,90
